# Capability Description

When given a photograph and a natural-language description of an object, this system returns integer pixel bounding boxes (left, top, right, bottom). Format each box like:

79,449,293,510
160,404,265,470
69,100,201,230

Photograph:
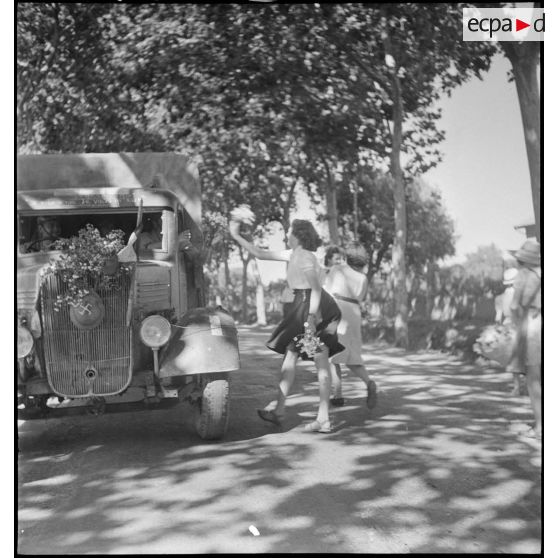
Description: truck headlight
18,326,34,358
140,315,171,348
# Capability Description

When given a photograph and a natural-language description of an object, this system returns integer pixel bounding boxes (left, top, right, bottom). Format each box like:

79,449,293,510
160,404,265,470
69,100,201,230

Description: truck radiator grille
40,272,133,397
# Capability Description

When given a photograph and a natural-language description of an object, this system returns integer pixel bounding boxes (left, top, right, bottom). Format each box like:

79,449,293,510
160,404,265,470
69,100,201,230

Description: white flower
230,205,255,225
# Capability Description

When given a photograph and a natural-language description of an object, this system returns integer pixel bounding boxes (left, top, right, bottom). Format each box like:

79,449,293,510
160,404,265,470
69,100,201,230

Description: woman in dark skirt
229,217,344,433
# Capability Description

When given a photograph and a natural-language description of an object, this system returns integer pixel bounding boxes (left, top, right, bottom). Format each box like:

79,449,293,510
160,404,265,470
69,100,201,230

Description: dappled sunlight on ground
18,325,540,553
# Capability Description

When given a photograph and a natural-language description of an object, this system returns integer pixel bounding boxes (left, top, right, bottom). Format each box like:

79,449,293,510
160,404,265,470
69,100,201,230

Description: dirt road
18,325,541,553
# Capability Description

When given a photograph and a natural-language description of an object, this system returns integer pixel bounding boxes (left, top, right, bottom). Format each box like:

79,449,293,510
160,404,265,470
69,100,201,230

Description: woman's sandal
303,419,332,433
330,397,345,407
256,409,283,426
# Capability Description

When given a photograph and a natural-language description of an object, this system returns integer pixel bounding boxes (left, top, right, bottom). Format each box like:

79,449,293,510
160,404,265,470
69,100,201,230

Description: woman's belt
292,288,311,301
333,293,360,305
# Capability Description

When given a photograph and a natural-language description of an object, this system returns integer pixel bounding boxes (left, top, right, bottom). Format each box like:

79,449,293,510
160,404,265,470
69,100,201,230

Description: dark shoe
366,380,377,410
330,397,345,407
257,409,283,426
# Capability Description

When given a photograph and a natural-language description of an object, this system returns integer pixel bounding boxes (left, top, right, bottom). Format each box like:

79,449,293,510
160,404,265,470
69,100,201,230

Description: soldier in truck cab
137,215,163,253
24,216,62,253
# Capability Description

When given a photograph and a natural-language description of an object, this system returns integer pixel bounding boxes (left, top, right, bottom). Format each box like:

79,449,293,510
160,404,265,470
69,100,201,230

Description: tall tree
316,3,494,346
499,41,540,240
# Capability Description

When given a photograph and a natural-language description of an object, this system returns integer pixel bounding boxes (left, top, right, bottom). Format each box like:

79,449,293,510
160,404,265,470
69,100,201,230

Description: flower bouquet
42,224,130,311
293,321,324,360
473,323,517,368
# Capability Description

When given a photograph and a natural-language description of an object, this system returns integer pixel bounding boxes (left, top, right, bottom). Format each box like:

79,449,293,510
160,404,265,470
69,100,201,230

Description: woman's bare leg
314,349,331,424
348,364,377,409
266,349,298,416
347,364,370,386
331,363,343,399
506,339,522,395
525,364,542,435
510,373,522,396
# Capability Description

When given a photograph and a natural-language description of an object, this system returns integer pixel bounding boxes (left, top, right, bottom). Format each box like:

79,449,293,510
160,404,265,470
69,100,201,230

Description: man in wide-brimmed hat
509,239,541,439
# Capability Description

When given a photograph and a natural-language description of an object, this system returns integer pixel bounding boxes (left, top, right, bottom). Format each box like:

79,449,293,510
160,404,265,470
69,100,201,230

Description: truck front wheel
194,373,230,440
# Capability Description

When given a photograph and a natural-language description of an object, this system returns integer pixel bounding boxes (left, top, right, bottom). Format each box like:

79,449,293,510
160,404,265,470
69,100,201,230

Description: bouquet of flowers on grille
293,321,324,359
42,224,130,311
473,323,517,368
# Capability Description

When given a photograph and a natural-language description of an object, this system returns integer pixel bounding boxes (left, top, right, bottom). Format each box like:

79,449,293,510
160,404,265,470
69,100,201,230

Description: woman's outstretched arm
229,221,290,261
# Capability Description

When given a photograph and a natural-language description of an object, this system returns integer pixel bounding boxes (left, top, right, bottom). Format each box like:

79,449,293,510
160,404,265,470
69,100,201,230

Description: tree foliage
462,244,505,282
18,3,497,325
337,172,455,277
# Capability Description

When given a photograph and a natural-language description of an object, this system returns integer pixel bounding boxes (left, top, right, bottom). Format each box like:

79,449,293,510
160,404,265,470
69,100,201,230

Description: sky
287,52,537,264
423,52,535,261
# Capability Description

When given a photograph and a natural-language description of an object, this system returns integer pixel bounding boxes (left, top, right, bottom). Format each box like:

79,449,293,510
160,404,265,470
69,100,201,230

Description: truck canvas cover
17,152,202,228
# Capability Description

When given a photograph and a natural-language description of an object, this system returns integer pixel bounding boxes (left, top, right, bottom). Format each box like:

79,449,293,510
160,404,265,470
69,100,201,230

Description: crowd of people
228,211,541,439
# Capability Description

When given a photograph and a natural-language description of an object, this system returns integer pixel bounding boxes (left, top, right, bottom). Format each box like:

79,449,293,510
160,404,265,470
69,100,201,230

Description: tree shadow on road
18,327,540,554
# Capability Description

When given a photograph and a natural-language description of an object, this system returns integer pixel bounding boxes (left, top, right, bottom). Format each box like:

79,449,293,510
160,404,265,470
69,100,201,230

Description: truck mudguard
159,307,240,377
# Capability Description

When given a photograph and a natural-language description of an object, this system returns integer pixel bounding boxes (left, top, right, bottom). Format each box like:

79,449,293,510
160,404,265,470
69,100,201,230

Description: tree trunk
241,254,250,323
353,182,359,239
281,174,298,241
321,156,340,244
501,42,540,241
223,246,231,309
252,262,267,326
389,72,409,348
216,261,225,307
426,262,436,319
282,203,291,246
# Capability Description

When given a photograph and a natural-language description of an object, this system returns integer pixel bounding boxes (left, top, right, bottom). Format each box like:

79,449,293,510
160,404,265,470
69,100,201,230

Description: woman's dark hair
345,242,368,271
324,245,345,267
290,219,322,251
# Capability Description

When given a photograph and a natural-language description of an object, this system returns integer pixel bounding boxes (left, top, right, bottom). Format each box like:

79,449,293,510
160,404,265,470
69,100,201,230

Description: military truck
17,153,240,440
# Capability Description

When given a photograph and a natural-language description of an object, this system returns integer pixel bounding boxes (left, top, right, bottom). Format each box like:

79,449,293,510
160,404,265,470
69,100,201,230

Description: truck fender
159,307,240,378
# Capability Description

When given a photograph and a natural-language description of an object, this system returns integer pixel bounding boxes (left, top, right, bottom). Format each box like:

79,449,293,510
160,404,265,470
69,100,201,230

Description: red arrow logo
516,18,530,31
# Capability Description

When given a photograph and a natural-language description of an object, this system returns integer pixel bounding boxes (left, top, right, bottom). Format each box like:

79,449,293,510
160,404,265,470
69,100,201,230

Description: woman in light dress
323,242,377,409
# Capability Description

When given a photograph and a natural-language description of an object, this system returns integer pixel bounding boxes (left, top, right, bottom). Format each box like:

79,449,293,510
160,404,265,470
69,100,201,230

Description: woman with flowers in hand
229,209,344,433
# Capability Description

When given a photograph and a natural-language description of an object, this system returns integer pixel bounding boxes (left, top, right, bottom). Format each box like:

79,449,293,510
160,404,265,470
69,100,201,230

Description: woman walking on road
229,215,344,433
324,242,377,409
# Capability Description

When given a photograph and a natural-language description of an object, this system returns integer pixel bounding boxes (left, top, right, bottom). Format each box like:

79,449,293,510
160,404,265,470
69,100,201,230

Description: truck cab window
18,211,170,257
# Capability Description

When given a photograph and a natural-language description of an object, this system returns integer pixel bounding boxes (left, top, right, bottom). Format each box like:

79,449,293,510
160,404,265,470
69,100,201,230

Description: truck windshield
18,210,171,257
